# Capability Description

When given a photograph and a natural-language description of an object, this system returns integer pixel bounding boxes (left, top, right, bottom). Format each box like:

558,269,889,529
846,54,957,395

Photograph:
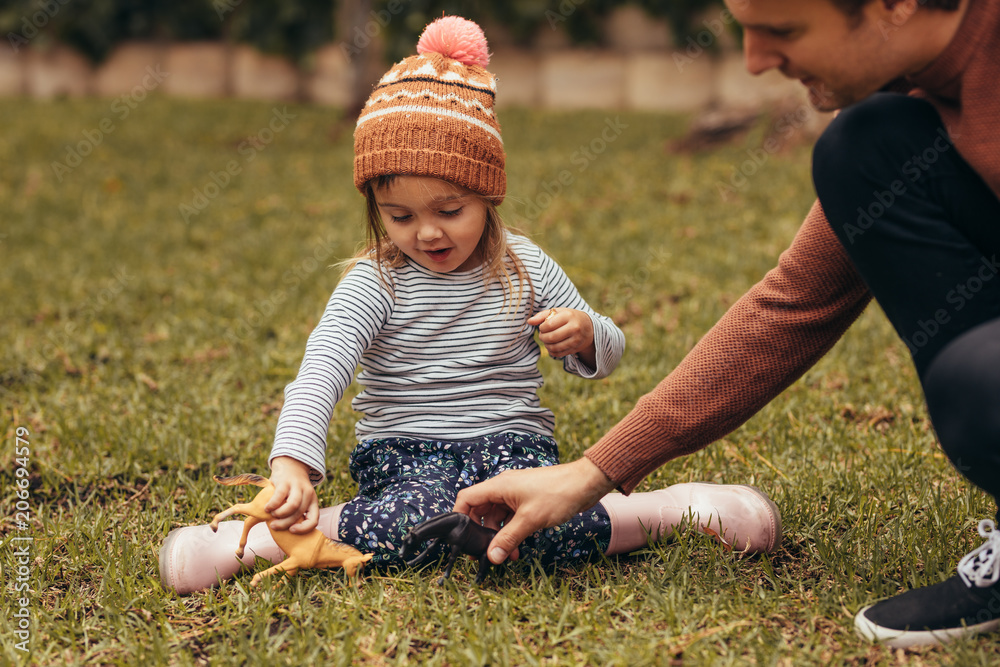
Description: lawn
1,96,997,666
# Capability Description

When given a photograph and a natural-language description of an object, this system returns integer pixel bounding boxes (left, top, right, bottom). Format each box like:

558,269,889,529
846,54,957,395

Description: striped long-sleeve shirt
269,234,625,483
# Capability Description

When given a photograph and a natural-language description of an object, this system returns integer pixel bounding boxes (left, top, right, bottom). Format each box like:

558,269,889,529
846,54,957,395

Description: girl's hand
527,307,597,368
266,456,319,533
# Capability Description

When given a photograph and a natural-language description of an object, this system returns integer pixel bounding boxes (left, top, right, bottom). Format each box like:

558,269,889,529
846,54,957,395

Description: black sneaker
855,519,1000,648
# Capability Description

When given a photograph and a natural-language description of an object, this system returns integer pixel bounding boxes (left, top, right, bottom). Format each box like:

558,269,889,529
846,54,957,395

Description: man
454,0,1000,648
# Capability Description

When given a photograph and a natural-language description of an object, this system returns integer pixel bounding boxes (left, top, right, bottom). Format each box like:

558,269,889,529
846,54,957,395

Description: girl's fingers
290,501,319,533
529,308,565,330
264,485,289,513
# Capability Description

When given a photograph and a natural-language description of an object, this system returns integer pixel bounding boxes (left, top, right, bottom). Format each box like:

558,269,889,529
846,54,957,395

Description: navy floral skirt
336,432,611,568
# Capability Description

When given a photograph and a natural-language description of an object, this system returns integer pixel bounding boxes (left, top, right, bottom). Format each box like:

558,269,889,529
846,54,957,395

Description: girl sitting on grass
159,16,781,594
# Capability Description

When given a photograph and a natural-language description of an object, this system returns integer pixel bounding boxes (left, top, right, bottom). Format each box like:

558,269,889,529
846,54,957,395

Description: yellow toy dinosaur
210,474,372,586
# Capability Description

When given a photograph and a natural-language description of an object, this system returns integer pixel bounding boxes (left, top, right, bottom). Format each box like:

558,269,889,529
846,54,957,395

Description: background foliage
0,0,336,63
0,0,728,64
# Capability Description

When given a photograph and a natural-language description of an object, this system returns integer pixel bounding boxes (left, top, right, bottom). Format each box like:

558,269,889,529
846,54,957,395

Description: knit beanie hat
353,16,505,204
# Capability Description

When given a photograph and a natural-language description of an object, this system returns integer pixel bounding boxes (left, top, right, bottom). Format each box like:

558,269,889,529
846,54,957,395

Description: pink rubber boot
601,483,781,555
159,503,345,594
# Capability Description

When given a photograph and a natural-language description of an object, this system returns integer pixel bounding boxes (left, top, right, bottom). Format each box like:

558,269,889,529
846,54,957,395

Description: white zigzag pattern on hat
379,68,400,85
364,89,494,116
356,105,503,144
378,61,495,91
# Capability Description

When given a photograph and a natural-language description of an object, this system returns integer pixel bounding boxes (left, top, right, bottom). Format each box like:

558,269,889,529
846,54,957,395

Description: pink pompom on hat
416,16,490,68
353,16,505,204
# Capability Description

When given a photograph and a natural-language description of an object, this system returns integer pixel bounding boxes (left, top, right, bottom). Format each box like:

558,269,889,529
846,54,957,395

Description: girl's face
373,176,488,274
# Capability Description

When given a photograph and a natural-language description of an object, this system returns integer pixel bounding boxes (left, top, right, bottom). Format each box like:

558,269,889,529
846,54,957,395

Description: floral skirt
337,432,611,567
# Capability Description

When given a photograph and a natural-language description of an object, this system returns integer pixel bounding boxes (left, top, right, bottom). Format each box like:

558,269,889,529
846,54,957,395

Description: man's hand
453,457,616,565
528,308,596,368
266,456,319,533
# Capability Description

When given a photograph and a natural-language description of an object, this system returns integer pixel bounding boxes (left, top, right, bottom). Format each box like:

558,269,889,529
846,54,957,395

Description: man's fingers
453,488,479,516
455,459,617,564
477,505,513,533
455,478,508,515
487,514,538,565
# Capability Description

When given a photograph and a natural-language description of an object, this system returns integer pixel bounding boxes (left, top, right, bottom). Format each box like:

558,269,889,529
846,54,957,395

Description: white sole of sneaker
854,604,1000,648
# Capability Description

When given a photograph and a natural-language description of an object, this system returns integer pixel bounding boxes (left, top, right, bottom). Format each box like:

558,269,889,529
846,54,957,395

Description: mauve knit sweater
585,0,1000,493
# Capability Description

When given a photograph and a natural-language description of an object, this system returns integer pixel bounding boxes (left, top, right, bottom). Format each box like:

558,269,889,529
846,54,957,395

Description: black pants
813,93,1000,512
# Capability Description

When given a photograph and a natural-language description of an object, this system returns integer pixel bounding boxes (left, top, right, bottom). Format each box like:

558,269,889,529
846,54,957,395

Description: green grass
1,96,997,665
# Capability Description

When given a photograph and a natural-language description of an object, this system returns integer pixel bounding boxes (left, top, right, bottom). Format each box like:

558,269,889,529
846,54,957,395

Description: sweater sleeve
584,201,872,493
532,244,626,380
268,263,393,484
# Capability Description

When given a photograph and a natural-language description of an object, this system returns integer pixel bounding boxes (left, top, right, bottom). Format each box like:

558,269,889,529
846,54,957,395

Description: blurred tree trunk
336,0,374,117
221,4,237,98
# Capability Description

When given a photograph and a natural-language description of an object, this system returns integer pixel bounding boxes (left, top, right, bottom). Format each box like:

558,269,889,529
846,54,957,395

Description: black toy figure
399,512,498,584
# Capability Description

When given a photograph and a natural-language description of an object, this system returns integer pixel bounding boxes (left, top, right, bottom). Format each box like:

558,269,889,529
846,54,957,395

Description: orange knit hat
353,16,506,204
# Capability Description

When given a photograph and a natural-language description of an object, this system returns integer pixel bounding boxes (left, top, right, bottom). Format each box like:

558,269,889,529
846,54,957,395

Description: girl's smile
424,248,452,263
374,176,488,274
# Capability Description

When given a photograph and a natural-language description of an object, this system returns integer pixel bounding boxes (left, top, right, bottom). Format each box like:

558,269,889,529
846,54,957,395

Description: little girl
160,16,781,594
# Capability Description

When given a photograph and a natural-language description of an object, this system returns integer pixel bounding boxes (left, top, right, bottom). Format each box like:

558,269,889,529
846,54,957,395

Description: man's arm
456,201,872,560
585,201,872,492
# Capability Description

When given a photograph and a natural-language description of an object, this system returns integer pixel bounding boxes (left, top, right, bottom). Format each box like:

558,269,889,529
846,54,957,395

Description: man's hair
830,0,961,15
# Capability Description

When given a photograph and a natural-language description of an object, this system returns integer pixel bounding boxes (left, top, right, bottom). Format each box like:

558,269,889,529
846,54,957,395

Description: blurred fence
0,1,814,114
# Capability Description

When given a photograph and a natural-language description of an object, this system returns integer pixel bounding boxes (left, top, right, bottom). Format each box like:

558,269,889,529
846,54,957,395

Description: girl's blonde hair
341,175,534,317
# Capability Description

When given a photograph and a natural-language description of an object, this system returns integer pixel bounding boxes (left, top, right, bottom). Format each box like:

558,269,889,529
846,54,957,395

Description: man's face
725,0,911,111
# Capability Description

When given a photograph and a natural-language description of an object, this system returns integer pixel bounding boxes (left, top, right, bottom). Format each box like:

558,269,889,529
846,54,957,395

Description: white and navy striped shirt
269,234,625,483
